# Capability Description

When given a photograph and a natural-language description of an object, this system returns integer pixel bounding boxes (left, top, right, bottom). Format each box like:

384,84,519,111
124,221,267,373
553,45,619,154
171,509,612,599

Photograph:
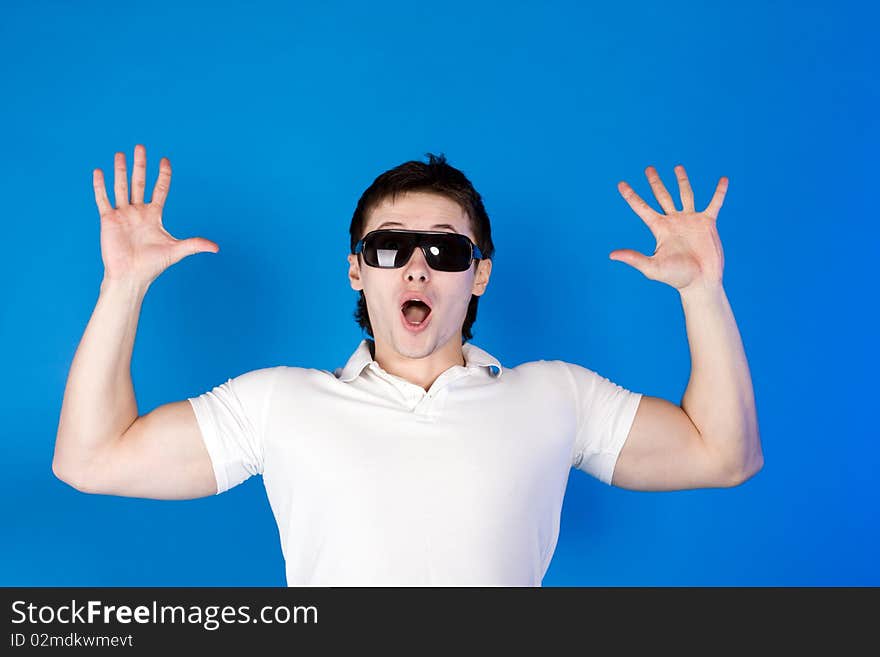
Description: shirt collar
334,339,503,383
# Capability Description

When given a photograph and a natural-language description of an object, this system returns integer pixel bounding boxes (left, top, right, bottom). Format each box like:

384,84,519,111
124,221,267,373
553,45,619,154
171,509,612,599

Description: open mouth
401,299,432,326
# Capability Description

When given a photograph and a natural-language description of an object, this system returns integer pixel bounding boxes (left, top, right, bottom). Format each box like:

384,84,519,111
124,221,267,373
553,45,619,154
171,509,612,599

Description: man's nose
402,245,430,281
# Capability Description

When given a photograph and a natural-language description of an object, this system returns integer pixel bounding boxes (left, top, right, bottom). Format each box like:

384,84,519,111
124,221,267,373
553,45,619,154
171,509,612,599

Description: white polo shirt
187,339,642,586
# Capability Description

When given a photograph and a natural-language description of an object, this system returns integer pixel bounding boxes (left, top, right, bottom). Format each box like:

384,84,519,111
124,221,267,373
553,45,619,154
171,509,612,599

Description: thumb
176,238,220,260
609,249,652,275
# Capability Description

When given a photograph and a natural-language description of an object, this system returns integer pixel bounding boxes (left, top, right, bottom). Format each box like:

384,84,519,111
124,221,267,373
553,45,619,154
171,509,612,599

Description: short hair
348,153,495,343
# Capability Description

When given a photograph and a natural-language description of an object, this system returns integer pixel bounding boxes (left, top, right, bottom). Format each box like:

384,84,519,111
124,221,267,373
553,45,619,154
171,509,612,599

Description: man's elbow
52,458,79,490
52,458,97,494
724,449,764,488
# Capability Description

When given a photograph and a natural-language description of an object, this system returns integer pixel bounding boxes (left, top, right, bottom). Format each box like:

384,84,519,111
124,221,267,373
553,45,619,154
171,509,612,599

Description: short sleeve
560,361,643,485
187,366,282,495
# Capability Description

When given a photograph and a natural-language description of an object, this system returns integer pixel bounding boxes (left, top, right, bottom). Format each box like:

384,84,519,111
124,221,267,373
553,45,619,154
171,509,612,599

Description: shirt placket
370,364,472,420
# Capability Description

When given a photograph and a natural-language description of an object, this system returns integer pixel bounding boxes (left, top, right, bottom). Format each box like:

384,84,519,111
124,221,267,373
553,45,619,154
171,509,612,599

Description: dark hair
349,153,495,343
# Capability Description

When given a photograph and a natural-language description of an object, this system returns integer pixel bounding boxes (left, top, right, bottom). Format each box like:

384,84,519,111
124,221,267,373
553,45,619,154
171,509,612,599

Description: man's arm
611,282,762,491
52,145,220,499
53,277,218,500
605,164,763,491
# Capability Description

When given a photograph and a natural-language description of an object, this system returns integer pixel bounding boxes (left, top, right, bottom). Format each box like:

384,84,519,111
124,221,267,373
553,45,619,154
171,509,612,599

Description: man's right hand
93,144,219,286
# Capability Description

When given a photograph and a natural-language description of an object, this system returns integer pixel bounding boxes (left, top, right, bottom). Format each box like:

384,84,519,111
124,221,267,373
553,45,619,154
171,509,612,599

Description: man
52,145,763,586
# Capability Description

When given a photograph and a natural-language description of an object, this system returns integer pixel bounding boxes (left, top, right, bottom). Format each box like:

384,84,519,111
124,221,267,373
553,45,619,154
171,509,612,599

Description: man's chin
386,325,439,357
393,337,435,360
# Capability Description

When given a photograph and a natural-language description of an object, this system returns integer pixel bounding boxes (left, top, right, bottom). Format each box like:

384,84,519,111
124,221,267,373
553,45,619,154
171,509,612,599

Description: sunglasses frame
353,229,483,272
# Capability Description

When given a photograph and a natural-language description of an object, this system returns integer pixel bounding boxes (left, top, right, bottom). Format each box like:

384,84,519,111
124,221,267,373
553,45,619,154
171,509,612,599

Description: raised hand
610,165,728,292
93,144,219,286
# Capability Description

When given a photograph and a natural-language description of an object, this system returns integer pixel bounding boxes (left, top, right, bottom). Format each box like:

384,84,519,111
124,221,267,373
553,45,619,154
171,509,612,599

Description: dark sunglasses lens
422,234,472,271
364,232,416,268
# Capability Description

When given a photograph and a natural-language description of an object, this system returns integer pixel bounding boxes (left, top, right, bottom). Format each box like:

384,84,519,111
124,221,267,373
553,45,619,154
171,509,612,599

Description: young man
53,145,763,586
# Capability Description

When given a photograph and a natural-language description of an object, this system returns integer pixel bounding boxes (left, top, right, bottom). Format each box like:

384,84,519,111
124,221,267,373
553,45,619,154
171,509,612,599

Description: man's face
347,191,492,360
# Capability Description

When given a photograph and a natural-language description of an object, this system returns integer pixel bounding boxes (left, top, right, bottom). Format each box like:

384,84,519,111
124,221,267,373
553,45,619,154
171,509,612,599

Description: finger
609,248,655,278
674,164,695,212
92,168,112,217
150,157,172,208
176,238,221,259
705,176,729,219
645,166,677,214
131,144,147,204
617,181,661,231
113,151,129,208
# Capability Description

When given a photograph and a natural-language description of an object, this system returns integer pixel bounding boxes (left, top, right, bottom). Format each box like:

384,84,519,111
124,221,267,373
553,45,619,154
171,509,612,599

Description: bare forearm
679,282,763,481
53,277,150,479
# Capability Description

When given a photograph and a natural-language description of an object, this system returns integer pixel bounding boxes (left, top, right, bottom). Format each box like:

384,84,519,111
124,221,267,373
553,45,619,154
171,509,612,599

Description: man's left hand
610,165,728,292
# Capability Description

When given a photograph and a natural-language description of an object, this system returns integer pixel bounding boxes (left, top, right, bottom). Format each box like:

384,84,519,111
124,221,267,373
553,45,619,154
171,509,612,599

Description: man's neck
371,338,466,392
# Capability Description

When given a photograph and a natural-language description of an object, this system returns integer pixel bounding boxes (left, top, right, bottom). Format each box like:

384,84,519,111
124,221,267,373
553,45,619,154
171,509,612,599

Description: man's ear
472,258,492,297
347,254,364,291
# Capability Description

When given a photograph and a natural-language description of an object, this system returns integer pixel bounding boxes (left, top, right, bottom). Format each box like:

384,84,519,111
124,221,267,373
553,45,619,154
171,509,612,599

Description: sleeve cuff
600,392,643,485
188,396,228,495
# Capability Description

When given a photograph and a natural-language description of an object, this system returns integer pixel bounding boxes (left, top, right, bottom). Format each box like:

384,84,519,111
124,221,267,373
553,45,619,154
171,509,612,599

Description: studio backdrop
1,0,875,585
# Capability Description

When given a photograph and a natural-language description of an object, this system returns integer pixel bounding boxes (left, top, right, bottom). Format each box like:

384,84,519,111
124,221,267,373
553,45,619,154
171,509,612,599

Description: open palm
94,144,218,285
610,165,728,292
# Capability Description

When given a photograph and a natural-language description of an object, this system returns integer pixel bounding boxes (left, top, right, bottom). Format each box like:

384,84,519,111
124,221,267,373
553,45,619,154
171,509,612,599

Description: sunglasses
354,229,483,272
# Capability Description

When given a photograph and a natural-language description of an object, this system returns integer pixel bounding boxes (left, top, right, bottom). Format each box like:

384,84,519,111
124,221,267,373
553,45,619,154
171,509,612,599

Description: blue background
2,0,876,586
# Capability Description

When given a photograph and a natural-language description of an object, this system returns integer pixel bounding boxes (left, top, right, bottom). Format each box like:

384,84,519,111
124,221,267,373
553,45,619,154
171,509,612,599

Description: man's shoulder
226,364,330,387
509,357,574,370
505,357,578,379
268,364,344,386
505,358,610,388
262,364,336,378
